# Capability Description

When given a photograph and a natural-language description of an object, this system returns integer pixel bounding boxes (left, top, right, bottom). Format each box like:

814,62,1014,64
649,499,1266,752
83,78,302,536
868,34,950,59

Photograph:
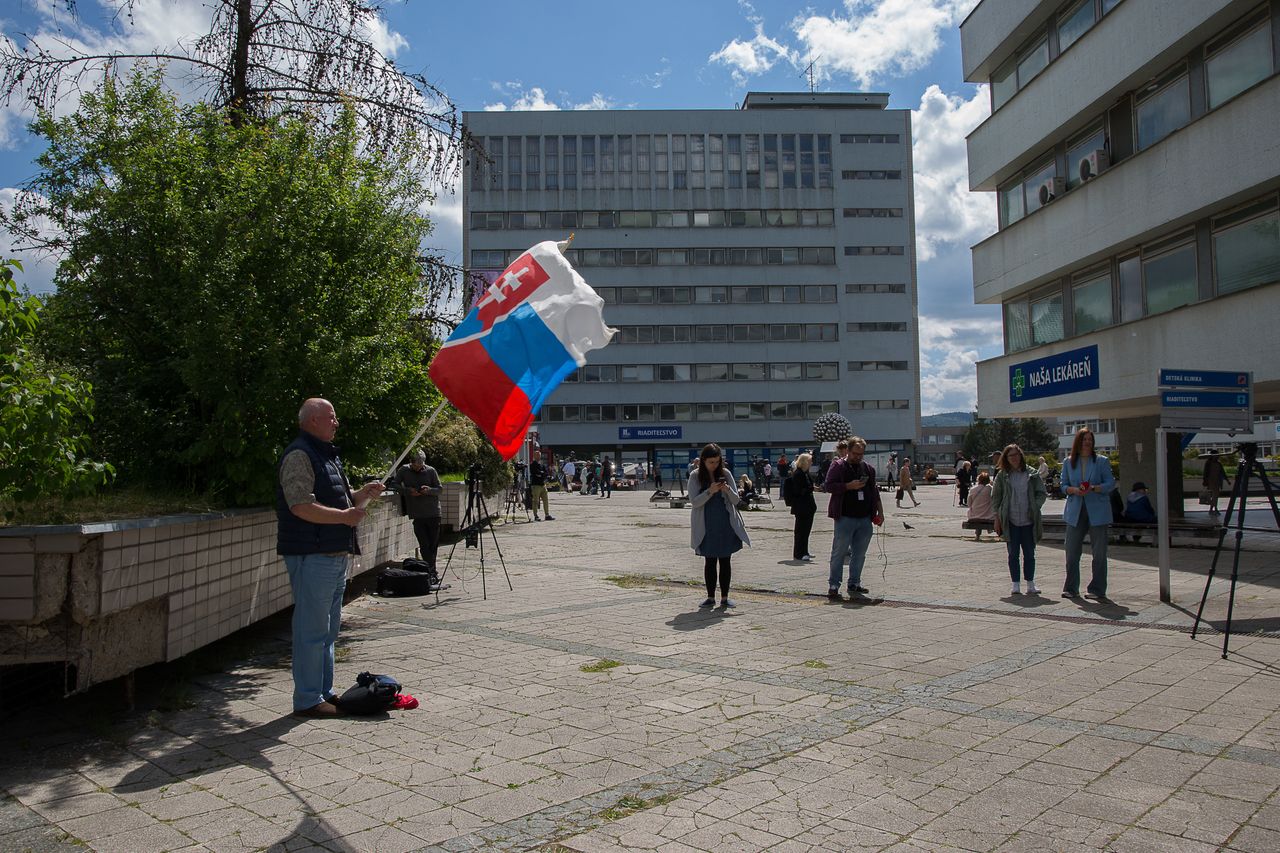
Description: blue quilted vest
275,431,360,556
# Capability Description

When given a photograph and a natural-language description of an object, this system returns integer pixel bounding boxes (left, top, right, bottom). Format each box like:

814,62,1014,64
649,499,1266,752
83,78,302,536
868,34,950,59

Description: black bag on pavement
335,671,401,715
376,567,437,597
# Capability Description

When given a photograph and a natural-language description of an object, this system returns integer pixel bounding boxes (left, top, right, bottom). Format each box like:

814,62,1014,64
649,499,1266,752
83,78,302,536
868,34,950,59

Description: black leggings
703,556,732,598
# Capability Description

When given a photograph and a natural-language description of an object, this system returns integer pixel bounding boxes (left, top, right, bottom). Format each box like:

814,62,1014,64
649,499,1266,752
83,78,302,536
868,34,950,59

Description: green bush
17,72,439,506
0,260,113,512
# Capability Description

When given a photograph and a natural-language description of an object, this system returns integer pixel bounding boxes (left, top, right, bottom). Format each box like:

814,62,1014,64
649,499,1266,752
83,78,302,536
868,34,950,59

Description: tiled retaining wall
0,483,481,691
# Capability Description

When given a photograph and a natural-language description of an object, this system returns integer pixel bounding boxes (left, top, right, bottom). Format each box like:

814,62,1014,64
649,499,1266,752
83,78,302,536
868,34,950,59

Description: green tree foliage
409,409,513,495
0,259,113,508
20,72,438,505
962,415,1059,459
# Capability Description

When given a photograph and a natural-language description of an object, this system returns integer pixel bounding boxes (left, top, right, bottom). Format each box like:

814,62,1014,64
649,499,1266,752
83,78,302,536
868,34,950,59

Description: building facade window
1213,200,1280,295
1142,233,1198,315
1030,290,1064,346
1135,65,1190,151
1205,16,1273,109
1072,272,1113,335
846,283,907,293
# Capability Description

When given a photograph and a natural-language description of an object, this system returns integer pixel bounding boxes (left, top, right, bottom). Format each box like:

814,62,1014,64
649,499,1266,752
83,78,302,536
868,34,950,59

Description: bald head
298,398,338,442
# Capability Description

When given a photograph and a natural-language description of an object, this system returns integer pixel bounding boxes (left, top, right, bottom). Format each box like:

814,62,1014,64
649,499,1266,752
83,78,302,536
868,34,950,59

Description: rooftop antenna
802,57,820,93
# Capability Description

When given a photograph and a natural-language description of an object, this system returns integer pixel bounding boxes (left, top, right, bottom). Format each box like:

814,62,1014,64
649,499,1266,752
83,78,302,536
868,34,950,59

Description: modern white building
463,93,922,482
961,0,1280,502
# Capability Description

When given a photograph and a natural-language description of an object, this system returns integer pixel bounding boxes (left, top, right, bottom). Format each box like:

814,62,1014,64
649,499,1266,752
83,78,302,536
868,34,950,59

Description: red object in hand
1080,481,1090,493
872,513,884,526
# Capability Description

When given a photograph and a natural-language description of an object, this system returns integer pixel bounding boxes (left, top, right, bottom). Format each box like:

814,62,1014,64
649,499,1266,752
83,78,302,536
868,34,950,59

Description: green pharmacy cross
1012,368,1026,399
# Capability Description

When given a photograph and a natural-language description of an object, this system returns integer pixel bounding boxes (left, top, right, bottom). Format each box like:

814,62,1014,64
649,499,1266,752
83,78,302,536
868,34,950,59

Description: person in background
737,473,758,503
276,398,384,718
956,460,973,507
396,449,444,566
529,456,553,521
1202,454,1230,517
1036,455,1050,480
788,453,818,562
561,458,575,491
897,457,920,508
992,444,1047,596
1061,427,1116,600
600,457,614,499
762,460,773,496
967,472,995,530
1124,482,1156,523
777,454,791,482
688,443,750,609
825,437,884,600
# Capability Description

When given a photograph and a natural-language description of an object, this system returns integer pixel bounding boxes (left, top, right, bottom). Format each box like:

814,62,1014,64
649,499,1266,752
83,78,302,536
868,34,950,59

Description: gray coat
688,470,752,550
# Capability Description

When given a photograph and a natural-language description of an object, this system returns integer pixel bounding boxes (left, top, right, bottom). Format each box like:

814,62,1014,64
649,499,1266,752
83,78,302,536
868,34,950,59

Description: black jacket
788,469,817,516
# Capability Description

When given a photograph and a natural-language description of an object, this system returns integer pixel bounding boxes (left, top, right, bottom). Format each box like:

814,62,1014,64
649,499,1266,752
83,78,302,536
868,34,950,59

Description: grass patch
579,659,622,673
603,575,652,589
598,792,678,821
334,645,353,664
801,659,830,669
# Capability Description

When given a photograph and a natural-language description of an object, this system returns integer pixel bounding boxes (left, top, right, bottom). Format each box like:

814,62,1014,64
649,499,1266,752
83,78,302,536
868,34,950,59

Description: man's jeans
284,553,348,711
412,517,441,569
829,515,874,590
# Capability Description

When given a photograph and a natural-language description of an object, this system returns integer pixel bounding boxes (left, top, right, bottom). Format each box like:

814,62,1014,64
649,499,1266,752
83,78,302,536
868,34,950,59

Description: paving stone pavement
3,487,1280,852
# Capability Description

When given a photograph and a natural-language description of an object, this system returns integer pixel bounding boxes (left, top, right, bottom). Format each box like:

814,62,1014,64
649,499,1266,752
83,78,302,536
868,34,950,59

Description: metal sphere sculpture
813,412,853,444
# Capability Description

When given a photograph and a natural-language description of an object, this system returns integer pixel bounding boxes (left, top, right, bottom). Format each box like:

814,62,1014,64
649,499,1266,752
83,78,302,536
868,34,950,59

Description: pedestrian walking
992,444,1047,596
824,437,885,600
1061,427,1116,600
897,458,920,508
600,457,614,498
1202,454,1230,516
788,453,818,561
561,458,575,491
688,443,750,609
762,460,773,496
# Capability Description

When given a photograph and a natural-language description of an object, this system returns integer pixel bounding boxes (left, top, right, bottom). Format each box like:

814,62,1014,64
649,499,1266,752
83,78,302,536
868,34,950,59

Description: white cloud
639,59,672,89
708,26,795,84
911,83,995,262
483,86,615,112
361,15,408,59
916,314,997,414
792,1,979,87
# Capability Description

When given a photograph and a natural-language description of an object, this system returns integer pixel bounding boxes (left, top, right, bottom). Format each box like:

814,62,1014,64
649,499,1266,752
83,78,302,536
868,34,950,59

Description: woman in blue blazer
1060,427,1116,599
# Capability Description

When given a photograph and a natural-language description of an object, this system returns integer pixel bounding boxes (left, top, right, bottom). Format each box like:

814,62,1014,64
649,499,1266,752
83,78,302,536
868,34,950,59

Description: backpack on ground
376,566,438,597
335,671,401,715
781,475,794,506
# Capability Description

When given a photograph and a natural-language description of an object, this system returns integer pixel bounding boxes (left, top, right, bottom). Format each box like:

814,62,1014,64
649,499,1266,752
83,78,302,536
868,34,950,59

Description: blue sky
0,0,1001,412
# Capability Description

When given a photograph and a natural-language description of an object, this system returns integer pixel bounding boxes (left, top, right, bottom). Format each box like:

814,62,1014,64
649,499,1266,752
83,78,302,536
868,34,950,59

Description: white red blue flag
429,240,615,459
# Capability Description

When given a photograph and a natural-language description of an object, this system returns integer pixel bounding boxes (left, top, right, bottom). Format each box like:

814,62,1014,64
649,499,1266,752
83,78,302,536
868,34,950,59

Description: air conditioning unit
1037,176,1067,206
1079,149,1109,182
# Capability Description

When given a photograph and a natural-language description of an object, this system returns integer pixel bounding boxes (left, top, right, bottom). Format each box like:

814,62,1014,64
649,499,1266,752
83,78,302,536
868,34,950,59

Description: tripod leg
475,491,514,592
1220,449,1257,658
1192,461,1244,639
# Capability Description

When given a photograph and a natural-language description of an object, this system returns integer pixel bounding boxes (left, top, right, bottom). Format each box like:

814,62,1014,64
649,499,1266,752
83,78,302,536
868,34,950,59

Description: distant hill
921,411,974,427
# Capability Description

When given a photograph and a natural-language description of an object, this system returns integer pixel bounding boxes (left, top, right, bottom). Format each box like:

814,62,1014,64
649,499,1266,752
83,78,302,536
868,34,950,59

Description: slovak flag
428,240,615,459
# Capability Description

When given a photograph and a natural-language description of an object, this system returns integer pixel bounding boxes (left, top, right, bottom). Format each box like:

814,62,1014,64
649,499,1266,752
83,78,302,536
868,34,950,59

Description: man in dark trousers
824,436,884,601
277,398,384,718
396,450,443,568
529,456,554,520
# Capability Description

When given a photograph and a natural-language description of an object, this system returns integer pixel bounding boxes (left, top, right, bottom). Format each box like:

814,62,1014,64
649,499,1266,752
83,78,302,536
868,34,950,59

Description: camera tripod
440,466,514,600
504,463,531,523
1191,443,1280,658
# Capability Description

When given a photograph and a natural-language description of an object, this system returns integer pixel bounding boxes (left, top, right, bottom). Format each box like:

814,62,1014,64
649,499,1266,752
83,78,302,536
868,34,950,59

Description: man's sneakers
827,588,843,601
850,585,869,595
798,554,814,562
1011,582,1022,595
294,701,343,718
545,515,555,521
719,598,736,609
1026,582,1041,595
534,515,542,522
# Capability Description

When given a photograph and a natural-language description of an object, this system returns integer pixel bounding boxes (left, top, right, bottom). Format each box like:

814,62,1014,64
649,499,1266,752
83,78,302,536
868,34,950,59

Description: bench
962,519,995,540
1040,518,1221,543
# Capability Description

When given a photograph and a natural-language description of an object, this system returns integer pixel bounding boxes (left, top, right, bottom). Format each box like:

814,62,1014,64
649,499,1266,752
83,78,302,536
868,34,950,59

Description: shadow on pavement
1000,593,1054,608
1073,597,1140,620
666,609,730,631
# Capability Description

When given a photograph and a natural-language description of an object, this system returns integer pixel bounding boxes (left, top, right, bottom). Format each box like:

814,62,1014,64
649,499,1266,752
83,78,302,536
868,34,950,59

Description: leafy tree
23,72,439,505
1016,417,1057,453
961,416,994,460
0,259,113,509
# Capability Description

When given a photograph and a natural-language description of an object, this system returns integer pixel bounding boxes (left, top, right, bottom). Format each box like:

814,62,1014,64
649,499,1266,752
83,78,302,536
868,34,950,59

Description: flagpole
380,399,450,486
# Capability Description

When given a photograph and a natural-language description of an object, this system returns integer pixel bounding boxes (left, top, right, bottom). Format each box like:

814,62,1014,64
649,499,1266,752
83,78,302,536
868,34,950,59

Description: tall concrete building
464,93,922,482
962,0,1280,496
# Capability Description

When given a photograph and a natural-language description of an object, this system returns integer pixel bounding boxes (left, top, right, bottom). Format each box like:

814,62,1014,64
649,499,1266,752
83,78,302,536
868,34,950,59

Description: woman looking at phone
688,443,751,609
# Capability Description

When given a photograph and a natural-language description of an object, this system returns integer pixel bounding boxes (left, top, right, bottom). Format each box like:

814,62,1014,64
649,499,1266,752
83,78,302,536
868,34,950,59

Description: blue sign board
619,425,682,441
1159,369,1249,389
1009,345,1100,403
1161,390,1250,409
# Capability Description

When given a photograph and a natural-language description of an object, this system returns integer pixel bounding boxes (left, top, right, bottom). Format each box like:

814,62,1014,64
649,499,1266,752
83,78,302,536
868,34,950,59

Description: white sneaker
1011,582,1022,595
1026,582,1040,594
